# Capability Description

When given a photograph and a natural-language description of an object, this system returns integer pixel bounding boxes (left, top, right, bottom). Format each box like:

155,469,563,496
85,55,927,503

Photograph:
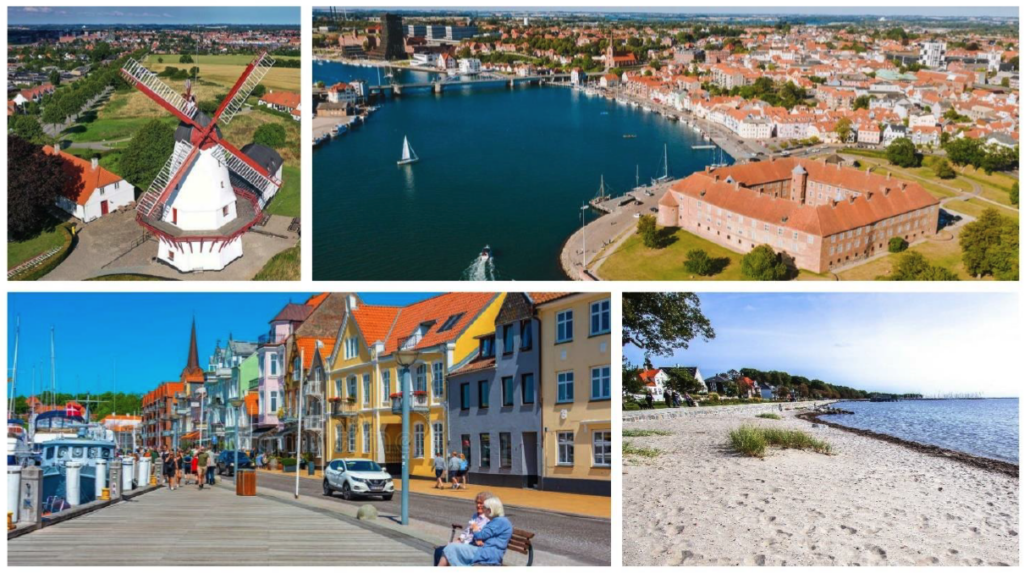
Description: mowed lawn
598,228,747,281
265,165,300,218
8,224,67,270
943,198,1020,221
254,245,300,281
836,233,980,281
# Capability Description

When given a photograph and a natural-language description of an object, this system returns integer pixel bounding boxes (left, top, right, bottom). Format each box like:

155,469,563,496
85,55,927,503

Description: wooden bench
450,523,535,566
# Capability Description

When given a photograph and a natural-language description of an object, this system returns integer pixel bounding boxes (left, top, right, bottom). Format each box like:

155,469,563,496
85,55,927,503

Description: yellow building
326,293,506,478
536,293,612,495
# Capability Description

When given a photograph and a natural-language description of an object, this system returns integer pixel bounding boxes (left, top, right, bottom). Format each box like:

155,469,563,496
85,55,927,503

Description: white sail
398,135,418,165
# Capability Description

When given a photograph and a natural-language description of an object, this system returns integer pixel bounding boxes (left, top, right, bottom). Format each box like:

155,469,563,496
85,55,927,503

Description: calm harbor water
313,61,727,280
824,399,1019,463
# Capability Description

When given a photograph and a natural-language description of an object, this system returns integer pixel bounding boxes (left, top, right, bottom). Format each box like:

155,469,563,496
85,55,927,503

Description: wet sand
622,403,1019,566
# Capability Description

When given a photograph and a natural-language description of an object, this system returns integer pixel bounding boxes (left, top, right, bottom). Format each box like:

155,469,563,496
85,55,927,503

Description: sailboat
652,144,670,183
397,136,419,166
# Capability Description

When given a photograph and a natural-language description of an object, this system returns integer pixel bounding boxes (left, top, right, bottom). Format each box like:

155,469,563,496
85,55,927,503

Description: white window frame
557,371,574,403
362,373,371,405
413,423,425,458
591,366,611,400
557,432,574,466
589,299,610,336
593,430,611,467
556,310,574,343
432,362,443,398
347,423,356,452
362,423,371,454
432,422,444,459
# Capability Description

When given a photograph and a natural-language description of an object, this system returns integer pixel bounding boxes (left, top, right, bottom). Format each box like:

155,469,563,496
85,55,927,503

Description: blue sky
624,293,1020,397
8,7,300,26
335,7,1018,17
6,293,436,397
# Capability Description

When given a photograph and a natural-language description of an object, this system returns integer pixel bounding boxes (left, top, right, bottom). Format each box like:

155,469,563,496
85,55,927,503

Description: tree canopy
7,135,73,241
740,244,789,280
623,293,715,359
253,123,287,148
958,208,1019,280
118,119,175,191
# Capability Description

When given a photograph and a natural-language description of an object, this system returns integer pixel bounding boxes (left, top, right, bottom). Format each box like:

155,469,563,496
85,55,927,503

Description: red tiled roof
42,145,124,205
259,90,300,111
527,293,574,305
350,305,400,347
663,158,938,237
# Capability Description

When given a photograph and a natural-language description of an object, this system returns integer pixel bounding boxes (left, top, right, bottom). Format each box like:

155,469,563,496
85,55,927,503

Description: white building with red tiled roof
44,146,134,222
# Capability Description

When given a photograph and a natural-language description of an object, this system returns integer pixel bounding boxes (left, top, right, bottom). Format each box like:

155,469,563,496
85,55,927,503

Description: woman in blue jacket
439,497,513,566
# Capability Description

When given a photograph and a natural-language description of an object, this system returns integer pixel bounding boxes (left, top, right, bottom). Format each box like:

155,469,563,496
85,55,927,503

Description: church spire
181,317,204,382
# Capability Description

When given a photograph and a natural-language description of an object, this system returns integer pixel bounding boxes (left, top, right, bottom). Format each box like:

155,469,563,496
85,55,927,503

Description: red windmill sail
120,52,282,220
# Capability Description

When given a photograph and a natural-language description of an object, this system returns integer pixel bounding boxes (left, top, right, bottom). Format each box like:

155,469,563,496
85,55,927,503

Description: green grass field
265,165,300,218
63,113,178,144
8,222,67,270
142,54,300,92
836,233,976,281
254,245,300,281
599,228,747,280
943,199,1019,221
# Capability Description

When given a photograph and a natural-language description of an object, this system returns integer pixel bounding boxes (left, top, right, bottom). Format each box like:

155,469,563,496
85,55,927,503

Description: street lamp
394,345,420,526
580,204,589,270
230,397,244,486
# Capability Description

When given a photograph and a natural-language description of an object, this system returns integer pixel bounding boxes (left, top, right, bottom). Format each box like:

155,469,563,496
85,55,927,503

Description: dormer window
437,313,464,333
480,336,495,359
404,321,436,348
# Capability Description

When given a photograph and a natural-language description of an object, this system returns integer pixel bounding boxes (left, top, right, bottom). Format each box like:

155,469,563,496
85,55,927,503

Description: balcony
302,414,324,429
329,399,361,417
304,380,323,397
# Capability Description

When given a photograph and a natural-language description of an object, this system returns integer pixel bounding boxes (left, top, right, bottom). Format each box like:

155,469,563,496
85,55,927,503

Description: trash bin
236,469,256,496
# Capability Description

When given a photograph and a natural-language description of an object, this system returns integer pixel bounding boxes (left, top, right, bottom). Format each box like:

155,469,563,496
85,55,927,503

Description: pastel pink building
657,158,941,273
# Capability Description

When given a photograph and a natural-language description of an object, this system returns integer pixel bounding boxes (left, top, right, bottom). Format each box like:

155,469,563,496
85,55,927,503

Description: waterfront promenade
8,483,430,566
561,179,676,280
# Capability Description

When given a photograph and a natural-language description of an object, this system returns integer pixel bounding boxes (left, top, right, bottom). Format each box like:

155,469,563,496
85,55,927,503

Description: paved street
7,485,430,566
254,471,611,565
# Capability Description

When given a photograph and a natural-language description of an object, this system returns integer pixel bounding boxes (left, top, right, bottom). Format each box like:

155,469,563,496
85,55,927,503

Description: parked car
323,458,394,501
216,451,254,476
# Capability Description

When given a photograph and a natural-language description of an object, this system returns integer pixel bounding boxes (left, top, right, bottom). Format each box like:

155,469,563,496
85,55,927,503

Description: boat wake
461,254,498,281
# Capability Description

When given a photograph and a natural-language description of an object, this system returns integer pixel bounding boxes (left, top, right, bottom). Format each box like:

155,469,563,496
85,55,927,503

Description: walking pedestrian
448,451,462,490
433,451,447,489
459,454,469,489
206,447,216,486
196,448,208,490
190,450,199,486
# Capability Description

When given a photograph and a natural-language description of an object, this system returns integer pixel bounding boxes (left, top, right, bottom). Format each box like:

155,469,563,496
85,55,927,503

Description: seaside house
537,293,612,496
446,293,542,488
325,293,505,478
664,366,707,394
637,369,670,401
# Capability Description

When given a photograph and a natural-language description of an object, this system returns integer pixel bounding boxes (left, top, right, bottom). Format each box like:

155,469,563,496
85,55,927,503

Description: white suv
323,458,395,501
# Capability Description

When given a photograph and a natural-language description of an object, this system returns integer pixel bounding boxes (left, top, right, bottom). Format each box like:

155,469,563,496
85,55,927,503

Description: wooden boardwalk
7,485,431,566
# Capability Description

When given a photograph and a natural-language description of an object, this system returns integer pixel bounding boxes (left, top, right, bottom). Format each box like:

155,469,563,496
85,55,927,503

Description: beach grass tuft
756,413,782,420
623,429,673,437
729,425,832,458
624,441,662,460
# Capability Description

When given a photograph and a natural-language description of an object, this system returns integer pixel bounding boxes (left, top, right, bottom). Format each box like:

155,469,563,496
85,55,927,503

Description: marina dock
7,483,431,566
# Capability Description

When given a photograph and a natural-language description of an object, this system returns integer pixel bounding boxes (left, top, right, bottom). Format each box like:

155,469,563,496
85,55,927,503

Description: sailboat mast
8,317,19,416
663,143,669,179
50,326,56,410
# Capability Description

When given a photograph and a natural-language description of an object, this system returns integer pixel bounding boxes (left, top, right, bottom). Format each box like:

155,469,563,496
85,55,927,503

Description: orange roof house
258,90,301,119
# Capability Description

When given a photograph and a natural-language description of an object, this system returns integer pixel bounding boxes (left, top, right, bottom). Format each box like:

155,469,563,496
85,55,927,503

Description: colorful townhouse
252,294,325,454
326,293,506,478
537,293,612,496
282,293,348,466
446,293,542,489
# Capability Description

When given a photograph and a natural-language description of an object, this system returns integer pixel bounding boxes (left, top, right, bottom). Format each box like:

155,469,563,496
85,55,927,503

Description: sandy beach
622,402,1019,566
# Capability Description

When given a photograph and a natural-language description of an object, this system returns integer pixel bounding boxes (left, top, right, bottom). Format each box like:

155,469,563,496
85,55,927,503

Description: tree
253,123,287,148
48,69,61,87
90,41,112,62
41,102,65,136
852,95,871,110
118,119,175,191
835,117,853,143
958,208,1019,280
622,359,644,397
888,237,908,253
666,368,704,395
158,56,164,63
885,251,959,281
623,293,715,358
1011,182,1019,206
637,214,658,248
740,244,788,280
933,157,956,179
886,137,920,168
251,84,267,98
943,137,985,168
9,114,45,144
179,54,194,64
7,135,73,241
683,248,714,276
